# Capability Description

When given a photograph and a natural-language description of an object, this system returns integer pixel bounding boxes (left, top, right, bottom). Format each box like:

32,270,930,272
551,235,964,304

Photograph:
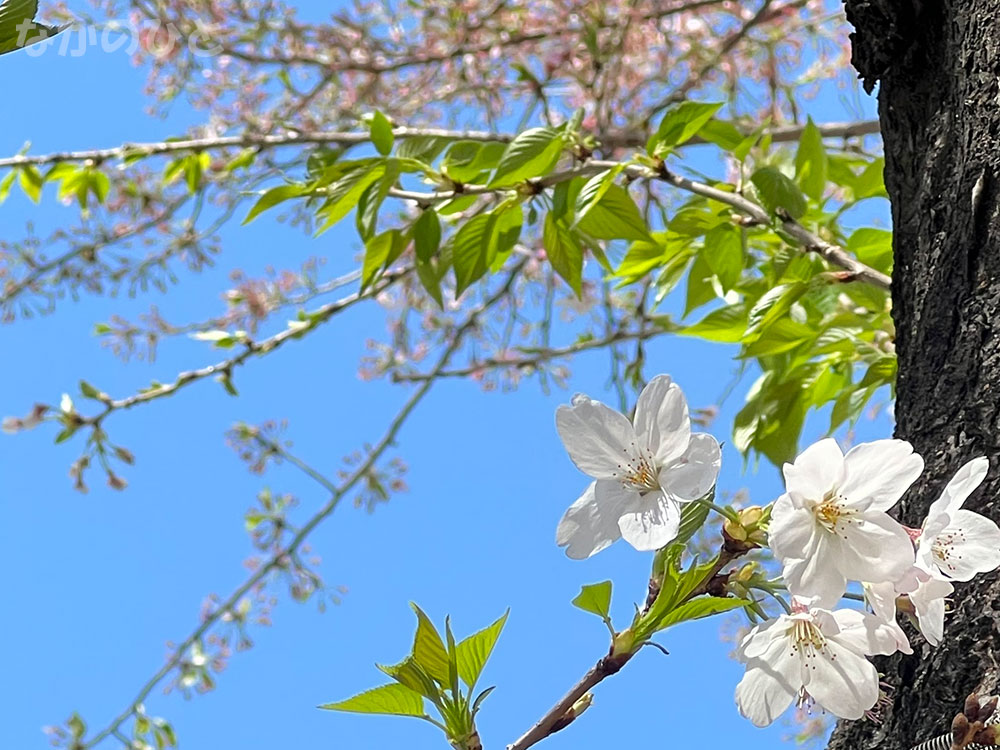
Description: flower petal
783,438,846,504
735,632,800,727
739,616,789,660
555,481,634,559
556,396,637,479
782,534,848,608
832,608,908,657
927,457,990,523
617,492,681,551
804,644,879,720
933,509,1000,581
840,439,923,511
768,494,816,562
633,375,691,466
835,512,915,584
909,577,953,646
660,433,721,501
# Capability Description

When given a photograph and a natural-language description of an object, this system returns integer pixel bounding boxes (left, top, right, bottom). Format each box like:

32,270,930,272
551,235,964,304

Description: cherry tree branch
390,325,665,383
75,269,410,430
79,261,526,750
0,120,879,169
383,158,891,291
506,546,745,750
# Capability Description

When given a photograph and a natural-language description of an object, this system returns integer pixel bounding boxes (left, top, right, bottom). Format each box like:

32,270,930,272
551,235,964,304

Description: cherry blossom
735,601,897,727
916,457,1000,582
555,375,720,558
768,438,922,606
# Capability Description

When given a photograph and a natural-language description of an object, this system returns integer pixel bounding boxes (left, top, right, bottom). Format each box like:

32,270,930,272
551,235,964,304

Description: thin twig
506,547,743,750
80,262,526,750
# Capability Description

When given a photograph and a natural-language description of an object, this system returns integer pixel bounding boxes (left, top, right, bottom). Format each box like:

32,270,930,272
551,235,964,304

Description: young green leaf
489,127,563,186
441,141,505,182
647,101,723,156
543,213,583,295
377,657,441,700
750,167,807,220
571,580,613,620
315,165,386,235
319,683,426,716
244,184,305,224
17,165,43,203
369,111,395,156
679,303,748,343
702,224,743,292
455,610,508,689
795,118,828,201
652,597,748,631
576,183,651,242
414,209,442,262
410,603,451,685
361,230,397,291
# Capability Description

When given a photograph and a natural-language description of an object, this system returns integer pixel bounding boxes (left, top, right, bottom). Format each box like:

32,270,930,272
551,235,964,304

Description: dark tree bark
829,1,1000,748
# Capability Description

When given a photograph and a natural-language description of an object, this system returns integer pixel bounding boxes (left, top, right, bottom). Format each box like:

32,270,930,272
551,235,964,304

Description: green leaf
697,119,745,152
315,165,386,234
455,610,508,689
744,282,808,342
489,127,563,186
369,111,395,156
675,499,711,546
17,165,42,203
702,224,743,291
409,604,451,685
451,205,522,295
361,230,397,291
680,303,748,343
684,254,717,316
416,257,444,308
571,581,613,620
647,101,723,155
441,141,505,182
847,227,893,273
543,213,582,295
653,597,748,630
413,209,442,262
795,118,827,201
451,214,492,294
751,166,807,220
0,0,61,56
377,657,440,699
396,135,451,163
0,170,15,203
669,208,724,237
319,683,425,716
243,184,304,224
576,183,651,242
740,317,814,358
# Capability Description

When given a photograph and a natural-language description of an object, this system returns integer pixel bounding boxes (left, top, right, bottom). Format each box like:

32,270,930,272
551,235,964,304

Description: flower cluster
553,375,1000,729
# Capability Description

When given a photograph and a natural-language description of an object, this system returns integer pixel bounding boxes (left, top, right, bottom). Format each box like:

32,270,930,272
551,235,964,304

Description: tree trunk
829,1,1000,748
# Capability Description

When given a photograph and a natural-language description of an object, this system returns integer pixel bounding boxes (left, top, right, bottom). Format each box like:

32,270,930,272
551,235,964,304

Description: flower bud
966,694,981,722
952,713,970,746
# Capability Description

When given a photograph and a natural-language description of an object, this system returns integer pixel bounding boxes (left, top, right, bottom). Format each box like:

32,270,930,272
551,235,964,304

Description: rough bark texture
829,1,1000,748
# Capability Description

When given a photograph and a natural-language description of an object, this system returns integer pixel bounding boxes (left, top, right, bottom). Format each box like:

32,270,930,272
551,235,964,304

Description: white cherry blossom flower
735,601,897,727
916,457,1000,582
889,566,955,646
768,438,922,606
862,580,913,655
555,375,721,558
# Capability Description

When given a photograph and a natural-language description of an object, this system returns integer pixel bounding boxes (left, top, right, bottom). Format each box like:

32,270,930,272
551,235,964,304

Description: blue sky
0,10,887,750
